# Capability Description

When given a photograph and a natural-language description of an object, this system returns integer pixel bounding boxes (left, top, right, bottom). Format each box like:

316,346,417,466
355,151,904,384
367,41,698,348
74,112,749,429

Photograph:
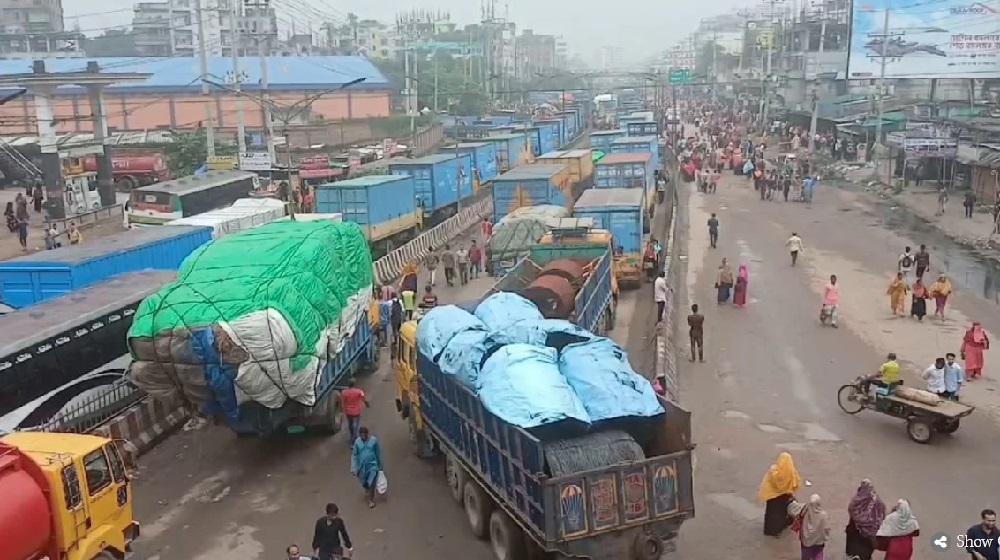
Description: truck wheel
96,552,118,560
463,480,493,539
322,390,344,435
445,452,466,503
115,176,136,191
407,413,429,457
632,533,664,560
488,510,526,560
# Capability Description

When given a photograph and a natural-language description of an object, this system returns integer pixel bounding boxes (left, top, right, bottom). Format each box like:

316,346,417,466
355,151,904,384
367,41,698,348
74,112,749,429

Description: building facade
131,0,276,57
1,0,64,34
514,30,555,78
0,56,392,135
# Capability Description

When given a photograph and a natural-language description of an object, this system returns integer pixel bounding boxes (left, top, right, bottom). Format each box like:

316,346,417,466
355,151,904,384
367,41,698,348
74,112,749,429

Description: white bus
128,170,260,225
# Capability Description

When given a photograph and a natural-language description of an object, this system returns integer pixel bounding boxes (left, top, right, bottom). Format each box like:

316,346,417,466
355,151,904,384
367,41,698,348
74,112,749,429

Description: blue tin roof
390,154,458,166
0,56,389,94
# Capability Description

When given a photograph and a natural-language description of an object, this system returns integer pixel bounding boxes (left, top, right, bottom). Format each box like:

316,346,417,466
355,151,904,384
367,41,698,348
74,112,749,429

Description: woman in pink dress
961,322,990,379
733,264,750,307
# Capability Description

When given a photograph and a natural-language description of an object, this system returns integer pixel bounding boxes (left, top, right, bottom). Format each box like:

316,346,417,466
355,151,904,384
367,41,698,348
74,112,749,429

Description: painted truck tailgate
491,164,572,222
611,135,660,172
437,142,500,184
595,152,653,189
0,225,212,307
627,121,659,137
389,154,473,212
315,175,417,242
589,130,625,153
573,188,645,253
482,133,531,172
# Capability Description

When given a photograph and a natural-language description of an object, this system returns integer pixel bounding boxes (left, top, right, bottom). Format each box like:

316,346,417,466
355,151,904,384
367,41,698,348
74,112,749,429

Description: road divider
657,183,683,404
91,396,188,454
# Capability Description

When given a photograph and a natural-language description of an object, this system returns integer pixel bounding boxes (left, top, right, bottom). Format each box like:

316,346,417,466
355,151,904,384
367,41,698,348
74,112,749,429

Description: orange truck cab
0,432,139,560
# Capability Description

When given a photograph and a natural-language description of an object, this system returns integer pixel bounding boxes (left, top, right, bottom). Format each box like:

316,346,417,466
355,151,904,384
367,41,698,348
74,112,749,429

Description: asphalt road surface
672,169,1000,559
128,227,655,560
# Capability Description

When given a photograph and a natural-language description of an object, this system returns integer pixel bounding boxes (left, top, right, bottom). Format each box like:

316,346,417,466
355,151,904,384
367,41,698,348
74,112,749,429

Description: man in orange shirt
339,379,370,444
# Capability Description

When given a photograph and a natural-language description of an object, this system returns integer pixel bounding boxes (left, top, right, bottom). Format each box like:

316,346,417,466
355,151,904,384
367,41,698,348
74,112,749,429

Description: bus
128,169,260,225
0,271,175,418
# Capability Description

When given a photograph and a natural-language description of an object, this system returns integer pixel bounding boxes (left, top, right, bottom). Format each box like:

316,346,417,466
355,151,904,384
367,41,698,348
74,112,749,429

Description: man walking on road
914,244,931,280
455,244,469,285
707,213,719,248
424,247,440,287
687,304,705,363
786,232,804,266
898,246,915,284
441,245,457,287
965,509,1000,560
339,379,369,444
654,270,669,321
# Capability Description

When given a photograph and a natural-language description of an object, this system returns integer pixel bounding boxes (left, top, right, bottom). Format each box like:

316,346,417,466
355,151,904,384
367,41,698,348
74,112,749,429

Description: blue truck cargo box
482,133,530,173
520,126,543,156
224,309,376,435
438,142,500,184
315,175,417,242
0,225,212,308
537,119,566,149
611,135,660,172
389,153,474,213
536,124,557,155
449,124,495,141
627,121,660,137
491,164,570,223
573,188,645,253
595,152,654,190
589,129,625,153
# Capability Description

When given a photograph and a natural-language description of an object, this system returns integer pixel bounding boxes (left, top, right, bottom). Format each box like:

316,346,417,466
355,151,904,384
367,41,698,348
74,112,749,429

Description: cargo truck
573,188,646,288
315,175,422,257
0,432,140,560
392,233,694,560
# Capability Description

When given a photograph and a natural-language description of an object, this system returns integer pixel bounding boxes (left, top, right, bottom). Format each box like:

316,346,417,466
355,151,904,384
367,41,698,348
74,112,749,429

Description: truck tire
321,390,344,435
115,176,136,191
463,480,493,539
96,552,119,560
488,510,525,560
632,533,664,560
445,452,466,503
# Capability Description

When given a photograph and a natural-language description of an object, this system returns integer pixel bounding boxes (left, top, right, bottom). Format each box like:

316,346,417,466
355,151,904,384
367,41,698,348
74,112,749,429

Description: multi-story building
596,45,622,71
0,32,84,59
1,0,65,34
131,0,276,57
663,44,695,70
555,36,568,68
514,29,555,79
325,19,403,59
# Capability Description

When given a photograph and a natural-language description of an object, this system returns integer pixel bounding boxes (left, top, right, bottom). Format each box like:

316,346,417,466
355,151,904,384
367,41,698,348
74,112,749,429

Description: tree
372,52,490,116
164,130,234,176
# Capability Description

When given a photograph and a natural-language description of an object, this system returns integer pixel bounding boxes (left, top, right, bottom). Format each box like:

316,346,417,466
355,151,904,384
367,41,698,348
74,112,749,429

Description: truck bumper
125,521,141,549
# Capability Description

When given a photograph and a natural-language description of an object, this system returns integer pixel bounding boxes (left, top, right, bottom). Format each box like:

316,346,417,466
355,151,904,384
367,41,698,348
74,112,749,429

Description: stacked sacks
128,220,373,422
416,291,664,435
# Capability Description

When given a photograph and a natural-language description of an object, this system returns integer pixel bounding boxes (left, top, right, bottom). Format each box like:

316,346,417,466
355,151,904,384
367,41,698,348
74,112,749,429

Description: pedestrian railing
21,376,146,435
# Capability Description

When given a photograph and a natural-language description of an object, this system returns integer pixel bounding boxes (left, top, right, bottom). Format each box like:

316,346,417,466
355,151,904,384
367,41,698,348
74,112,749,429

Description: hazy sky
65,0,750,62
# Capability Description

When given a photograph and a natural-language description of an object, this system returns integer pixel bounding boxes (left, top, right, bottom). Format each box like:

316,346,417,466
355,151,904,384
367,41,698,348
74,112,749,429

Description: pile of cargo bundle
127,220,374,422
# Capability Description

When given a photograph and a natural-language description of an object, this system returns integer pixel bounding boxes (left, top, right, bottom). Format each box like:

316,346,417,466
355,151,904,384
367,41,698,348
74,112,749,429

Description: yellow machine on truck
0,432,139,560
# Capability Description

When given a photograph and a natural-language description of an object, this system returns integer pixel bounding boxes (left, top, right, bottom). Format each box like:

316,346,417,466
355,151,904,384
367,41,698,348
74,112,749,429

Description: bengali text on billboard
847,0,1000,78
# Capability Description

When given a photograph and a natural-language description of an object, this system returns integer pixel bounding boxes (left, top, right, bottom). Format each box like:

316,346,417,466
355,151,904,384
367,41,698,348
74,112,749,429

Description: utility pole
245,0,276,164
871,9,897,150
167,0,176,56
761,0,784,131
194,0,215,157
808,85,820,150
433,47,439,113
229,0,246,157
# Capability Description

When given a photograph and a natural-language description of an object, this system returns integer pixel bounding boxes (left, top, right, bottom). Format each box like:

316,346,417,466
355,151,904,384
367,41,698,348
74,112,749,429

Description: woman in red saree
961,322,990,379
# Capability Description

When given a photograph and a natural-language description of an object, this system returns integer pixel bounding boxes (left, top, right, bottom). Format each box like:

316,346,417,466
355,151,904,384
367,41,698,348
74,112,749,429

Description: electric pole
870,9,898,150
761,0,784,131
245,0,276,164
194,0,215,157
229,0,246,157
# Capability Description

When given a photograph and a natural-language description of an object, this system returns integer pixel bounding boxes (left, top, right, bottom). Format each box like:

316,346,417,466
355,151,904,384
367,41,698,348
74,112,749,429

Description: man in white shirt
898,246,915,284
654,271,669,322
785,232,804,266
922,357,948,397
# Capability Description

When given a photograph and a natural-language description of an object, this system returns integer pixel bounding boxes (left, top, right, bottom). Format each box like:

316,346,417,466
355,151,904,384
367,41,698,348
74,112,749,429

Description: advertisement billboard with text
847,0,1000,78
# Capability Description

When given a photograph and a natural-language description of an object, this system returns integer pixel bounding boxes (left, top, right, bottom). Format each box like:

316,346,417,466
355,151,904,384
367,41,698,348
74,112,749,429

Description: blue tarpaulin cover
417,305,486,360
474,292,543,331
478,344,590,428
437,329,491,388
559,337,664,421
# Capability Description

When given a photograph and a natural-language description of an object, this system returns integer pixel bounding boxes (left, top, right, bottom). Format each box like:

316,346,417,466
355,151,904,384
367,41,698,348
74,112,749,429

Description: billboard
847,0,1000,78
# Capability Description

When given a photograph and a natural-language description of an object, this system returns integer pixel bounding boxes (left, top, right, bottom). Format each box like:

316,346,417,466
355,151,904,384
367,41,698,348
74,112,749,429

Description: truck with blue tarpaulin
573,188,646,286
491,164,573,223
315,175,420,256
438,142,500,188
391,230,694,560
481,133,530,173
389,153,474,225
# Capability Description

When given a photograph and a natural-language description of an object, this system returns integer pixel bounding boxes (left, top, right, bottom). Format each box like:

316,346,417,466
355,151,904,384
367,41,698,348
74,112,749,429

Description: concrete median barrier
91,396,188,455
656,185,683,404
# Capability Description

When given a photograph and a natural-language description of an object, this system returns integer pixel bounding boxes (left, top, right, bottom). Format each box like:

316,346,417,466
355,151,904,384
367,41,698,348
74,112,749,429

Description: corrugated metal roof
494,164,566,180
456,142,488,148
574,187,644,208
590,129,625,136
1,130,175,148
0,56,389,93
483,133,526,140
597,153,652,164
